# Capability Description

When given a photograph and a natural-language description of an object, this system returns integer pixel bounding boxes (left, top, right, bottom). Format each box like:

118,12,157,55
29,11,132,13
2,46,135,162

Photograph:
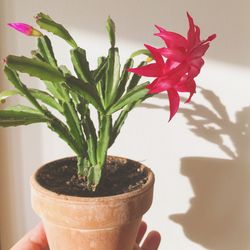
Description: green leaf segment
1,13,150,191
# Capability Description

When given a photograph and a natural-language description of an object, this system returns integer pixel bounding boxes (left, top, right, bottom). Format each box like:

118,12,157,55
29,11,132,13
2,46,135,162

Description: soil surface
36,156,148,197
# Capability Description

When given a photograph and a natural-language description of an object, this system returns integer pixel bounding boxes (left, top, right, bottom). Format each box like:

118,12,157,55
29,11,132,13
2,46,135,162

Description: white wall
1,0,250,249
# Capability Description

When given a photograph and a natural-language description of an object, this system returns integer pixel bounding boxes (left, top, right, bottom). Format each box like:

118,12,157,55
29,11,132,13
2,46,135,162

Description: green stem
77,98,98,166
77,156,90,177
85,114,111,189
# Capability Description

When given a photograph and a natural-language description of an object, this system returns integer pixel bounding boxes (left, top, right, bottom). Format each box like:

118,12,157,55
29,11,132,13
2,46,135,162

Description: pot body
30,156,155,250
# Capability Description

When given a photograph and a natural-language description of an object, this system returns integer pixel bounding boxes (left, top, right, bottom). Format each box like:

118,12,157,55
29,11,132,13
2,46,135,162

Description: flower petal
166,60,181,71
168,63,189,82
189,58,204,77
176,77,196,102
187,12,197,47
147,77,173,94
147,75,184,94
177,77,196,92
144,44,164,67
128,63,163,77
167,88,180,121
155,25,188,48
189,43,209,58
194,25,201,45
146,78,162,94
158,47,186,62
202,34,217,44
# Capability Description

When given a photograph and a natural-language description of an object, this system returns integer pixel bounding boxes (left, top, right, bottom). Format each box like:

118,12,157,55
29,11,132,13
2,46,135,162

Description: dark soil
36,156,148,197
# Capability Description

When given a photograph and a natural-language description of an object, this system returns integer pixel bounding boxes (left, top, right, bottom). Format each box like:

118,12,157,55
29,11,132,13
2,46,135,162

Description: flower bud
7,23,42,36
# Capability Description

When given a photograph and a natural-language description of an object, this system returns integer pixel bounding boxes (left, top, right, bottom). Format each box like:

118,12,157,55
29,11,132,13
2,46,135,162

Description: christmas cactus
1,13,215,190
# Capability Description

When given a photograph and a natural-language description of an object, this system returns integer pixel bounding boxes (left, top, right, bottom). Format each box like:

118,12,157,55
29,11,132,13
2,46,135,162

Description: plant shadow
140,88,250,250
171,157,250,250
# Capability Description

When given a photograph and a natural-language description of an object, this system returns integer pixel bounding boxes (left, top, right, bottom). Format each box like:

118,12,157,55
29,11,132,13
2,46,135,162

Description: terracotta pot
30,156,155,250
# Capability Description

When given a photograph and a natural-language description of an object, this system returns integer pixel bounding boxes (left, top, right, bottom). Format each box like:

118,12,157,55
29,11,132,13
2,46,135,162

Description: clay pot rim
30,155,155,204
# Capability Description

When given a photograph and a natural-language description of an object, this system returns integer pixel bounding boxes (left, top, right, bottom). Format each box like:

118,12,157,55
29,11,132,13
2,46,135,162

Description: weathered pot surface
30,156,155,250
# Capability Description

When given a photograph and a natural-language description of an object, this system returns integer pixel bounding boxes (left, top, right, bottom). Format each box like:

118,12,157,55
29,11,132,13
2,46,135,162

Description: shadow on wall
140,88,250,250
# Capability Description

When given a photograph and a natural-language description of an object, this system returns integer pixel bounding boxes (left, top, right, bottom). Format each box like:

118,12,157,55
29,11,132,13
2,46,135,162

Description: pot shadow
140,88,250,250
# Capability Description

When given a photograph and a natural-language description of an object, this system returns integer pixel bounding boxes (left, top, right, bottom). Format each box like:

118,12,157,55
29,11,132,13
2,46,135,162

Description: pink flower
128,45,195,121
128,13,216,121
155,13,216,77
8,23,42,36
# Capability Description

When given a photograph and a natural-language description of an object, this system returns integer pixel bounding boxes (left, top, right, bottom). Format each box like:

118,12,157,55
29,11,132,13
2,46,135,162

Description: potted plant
1,12,215,250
